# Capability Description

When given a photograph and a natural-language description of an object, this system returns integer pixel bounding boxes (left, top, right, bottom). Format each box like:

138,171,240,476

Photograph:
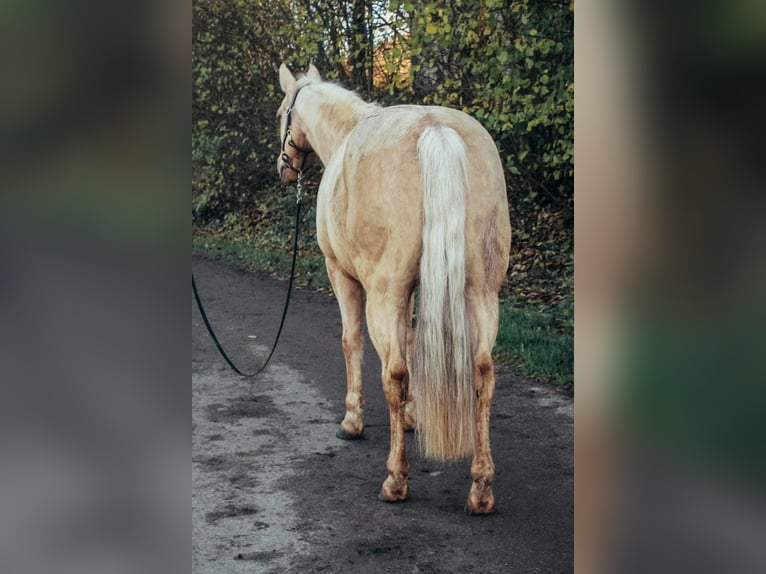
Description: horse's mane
296,76,378,132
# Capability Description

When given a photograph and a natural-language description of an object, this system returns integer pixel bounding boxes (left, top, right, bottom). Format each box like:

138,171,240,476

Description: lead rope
192,173,304,377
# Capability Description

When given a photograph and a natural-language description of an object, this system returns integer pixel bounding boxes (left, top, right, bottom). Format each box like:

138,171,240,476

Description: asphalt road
192,254,573,573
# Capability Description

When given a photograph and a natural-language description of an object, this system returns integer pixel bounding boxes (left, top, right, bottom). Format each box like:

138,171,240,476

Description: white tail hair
413,125,474,461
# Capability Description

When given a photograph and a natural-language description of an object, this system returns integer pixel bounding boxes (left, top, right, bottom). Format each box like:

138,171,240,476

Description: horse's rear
319,105,510,514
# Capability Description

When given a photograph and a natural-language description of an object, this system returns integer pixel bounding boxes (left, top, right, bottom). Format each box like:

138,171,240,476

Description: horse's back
317,105,510,291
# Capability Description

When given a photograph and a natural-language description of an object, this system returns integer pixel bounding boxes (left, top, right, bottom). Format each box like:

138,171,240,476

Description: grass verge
495,296,573,390
193,230,573,389
192,232,330,291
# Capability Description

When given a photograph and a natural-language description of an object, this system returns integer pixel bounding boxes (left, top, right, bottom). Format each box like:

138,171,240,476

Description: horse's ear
279,63,297,93
307,63,322,81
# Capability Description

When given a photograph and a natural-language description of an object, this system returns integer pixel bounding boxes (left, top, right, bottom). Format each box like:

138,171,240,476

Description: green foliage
192,0,300,222
403,0,573,216
192,170,329,288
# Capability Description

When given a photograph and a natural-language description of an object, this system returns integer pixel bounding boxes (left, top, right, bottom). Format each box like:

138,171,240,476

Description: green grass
193,230,573,389
192,233,331,291
495,296,573,389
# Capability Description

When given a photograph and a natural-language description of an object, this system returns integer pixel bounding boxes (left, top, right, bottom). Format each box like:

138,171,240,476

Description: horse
276,64,511,514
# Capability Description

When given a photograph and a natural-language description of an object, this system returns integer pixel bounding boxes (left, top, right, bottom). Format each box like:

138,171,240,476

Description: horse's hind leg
326,258,365,440
466,294,500,515
366,293,411,502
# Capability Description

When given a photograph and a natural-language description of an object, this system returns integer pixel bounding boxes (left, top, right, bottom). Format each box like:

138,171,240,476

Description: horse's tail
413,125,474,462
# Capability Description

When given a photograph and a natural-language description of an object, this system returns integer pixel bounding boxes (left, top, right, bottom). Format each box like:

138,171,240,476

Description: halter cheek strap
281,86,313,175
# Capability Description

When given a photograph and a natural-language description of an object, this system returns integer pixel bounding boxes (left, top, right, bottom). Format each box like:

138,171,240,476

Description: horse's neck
300,85,375,165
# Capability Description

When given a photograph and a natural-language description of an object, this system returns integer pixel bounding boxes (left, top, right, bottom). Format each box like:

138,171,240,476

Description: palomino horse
276,64,511,514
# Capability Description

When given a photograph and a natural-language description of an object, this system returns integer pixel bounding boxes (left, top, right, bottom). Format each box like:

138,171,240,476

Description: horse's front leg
326,258,365,440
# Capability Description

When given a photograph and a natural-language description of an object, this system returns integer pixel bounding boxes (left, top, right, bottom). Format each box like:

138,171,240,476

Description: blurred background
577,0,766,572
0,1,189,573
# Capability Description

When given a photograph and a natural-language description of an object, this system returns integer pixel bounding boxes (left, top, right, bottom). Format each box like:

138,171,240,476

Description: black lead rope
193,189,303,377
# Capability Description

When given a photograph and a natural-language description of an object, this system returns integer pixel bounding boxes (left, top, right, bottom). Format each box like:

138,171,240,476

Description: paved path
192,255,573,573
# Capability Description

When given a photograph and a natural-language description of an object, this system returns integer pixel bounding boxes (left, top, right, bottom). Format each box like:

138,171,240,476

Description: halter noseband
280,86,312,176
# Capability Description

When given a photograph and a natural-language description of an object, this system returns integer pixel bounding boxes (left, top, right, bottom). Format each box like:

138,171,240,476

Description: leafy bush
404,0,573,218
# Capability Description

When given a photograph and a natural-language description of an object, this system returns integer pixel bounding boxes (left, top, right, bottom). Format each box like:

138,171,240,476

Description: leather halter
280,86,313,176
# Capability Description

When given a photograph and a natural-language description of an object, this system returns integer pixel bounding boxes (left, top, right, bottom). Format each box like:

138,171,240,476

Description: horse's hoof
336,427,363,441
464,502,496,516
378,490,408,503
379,476,409,502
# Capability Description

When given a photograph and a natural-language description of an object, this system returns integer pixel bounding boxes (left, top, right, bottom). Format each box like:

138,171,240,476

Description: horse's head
276,63,320,182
